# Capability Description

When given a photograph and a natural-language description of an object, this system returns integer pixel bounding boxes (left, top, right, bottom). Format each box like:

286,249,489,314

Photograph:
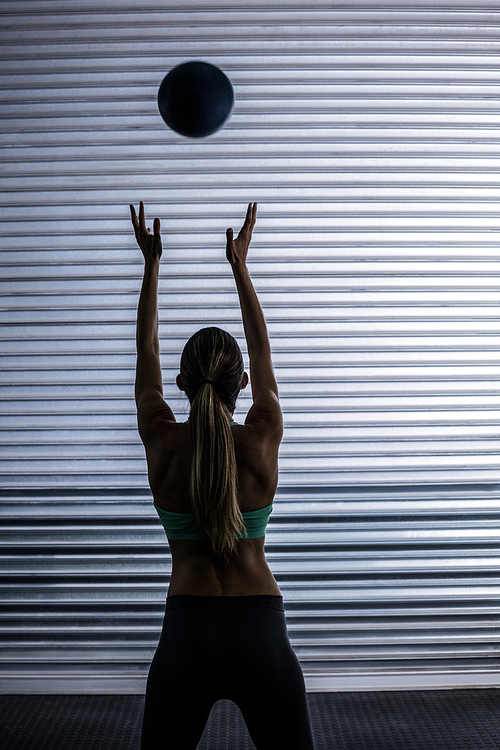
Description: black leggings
140,594,314,749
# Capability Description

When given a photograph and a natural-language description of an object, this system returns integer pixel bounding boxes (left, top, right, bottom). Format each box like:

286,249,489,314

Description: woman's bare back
145,419,282,596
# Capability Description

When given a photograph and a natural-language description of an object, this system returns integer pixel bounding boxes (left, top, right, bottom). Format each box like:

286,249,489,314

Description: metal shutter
1,0,500,692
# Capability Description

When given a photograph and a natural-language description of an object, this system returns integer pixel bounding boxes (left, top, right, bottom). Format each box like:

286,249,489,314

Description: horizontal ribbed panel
2,485,500,693
1,0,500,692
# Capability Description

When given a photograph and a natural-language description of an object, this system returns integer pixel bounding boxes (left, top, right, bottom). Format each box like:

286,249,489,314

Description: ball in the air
157,61,235,138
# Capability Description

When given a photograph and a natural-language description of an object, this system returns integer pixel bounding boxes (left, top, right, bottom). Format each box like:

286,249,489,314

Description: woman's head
178,327,247,414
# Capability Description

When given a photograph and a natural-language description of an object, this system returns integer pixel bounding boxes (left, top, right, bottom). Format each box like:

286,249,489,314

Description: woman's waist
165,593,284,611
168,554,281,597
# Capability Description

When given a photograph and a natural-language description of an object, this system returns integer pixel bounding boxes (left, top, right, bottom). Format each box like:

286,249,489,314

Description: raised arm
226,203,282,433
131,202,175,440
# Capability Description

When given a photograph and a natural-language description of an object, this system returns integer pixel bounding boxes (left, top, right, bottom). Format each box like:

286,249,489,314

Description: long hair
180,327,246,564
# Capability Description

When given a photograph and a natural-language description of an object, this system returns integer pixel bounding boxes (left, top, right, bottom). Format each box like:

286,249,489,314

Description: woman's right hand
226,203,257,267
130,201,162,264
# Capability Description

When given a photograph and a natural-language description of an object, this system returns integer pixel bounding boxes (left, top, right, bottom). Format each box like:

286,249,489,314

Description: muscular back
143,395,283,597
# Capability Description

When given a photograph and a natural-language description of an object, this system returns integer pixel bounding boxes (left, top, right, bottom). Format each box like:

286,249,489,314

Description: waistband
166,594,284,612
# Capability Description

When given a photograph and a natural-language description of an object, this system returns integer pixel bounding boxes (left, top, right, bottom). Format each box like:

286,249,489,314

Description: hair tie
201,378,215,386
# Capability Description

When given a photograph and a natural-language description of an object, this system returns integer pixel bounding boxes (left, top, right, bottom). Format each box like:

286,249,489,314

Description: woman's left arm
131,202,175,440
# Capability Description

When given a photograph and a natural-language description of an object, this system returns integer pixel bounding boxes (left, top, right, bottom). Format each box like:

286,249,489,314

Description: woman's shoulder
169,410,282,453
240,394,283,444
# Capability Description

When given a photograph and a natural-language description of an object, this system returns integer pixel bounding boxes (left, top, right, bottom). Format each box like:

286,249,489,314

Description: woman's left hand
130,201,162,262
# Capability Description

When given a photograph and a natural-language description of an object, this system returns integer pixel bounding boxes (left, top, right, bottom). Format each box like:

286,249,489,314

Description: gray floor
1,689,499,749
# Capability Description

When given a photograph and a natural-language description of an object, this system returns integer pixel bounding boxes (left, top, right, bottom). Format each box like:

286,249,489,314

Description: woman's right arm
227,204,282,433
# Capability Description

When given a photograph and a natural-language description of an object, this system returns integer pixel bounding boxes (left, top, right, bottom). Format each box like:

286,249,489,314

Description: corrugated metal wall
1,0,500,692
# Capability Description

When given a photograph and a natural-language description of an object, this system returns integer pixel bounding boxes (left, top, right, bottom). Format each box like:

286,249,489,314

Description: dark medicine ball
157,61,234,138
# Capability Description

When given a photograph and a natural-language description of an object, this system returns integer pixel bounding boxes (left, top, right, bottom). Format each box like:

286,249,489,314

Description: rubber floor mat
1,689,499,749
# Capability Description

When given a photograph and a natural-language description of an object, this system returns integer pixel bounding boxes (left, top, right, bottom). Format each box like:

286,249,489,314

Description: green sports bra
153,419,274,541
154,501,273,541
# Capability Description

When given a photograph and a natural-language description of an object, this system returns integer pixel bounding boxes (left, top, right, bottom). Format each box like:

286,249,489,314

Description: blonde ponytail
189,382,246,563
180,328,246,564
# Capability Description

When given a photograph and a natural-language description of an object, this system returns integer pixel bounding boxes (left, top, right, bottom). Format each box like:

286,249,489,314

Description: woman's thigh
140,607,217,750
140,673,213,750
230,612,314,750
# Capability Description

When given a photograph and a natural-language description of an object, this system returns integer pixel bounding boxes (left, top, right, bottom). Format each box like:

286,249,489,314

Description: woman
131,201,314,750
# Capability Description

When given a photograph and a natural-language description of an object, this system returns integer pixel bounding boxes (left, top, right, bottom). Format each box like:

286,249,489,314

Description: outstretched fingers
139,200,146,232
153,216,161,250
131,201,160,236
130,204,139,232
244,202,257,237
130,202,149,235
246,202,257,225
251,202,257,229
